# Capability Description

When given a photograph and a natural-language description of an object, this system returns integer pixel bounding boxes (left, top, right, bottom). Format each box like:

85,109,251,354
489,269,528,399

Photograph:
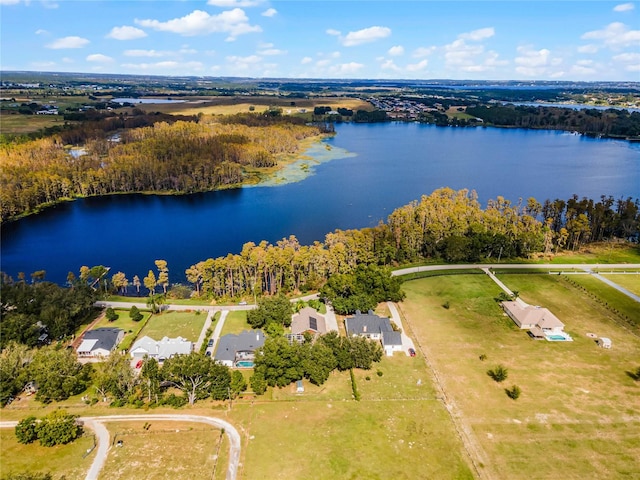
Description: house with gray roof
129,336,193,361
345,310,403,355
77,327,124,358
214,330,265,368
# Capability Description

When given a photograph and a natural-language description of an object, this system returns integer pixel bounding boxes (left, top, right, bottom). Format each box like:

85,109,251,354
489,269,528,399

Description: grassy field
399,274,640,479
0,112,67,134
99,421,224,480
220,310,250,336
0,428,96,480
601,273,640,295
139,311,207,342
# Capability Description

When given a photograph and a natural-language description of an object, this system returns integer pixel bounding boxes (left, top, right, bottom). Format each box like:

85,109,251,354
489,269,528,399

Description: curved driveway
1,414,241,480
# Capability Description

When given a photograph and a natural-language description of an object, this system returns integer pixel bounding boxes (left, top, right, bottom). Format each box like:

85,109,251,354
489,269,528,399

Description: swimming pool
547,335,570,341
235,360,254,368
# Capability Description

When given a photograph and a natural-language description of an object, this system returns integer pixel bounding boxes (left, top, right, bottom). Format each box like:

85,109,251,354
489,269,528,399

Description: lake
2,122,639,285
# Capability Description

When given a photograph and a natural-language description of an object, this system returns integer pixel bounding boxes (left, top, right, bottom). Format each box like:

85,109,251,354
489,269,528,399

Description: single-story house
502,301,570,341
129,336,193,361
287,307,327,343
345,310,403,354
345,310,393,341
77,328,124,358
381,331,403,356
214,330,265,368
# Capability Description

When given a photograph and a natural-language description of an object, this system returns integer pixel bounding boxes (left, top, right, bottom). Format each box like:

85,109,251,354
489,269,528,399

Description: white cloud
106,25,147,40
136,9,261,41
328,62,364,75
581,22,640,48
35,29,48,35
514,45,554,76
41,0,58,9
613,52,640,71
258,48,286,56
261,8,277,17
380,59,401,72
406,59,428,72
301,56,312,64
207,0,263,6
388,45,404,56
459,27,495,41
226,54,262,64
340,26,391,46
62,57,73,63
413,46,435,58
578,44,598,54
0,0,22,5
316,59,331,67
326,28,341,36
613,3,634,12
86,54,114,63
46,36,89,49
120,61,204,72
124,49,168,57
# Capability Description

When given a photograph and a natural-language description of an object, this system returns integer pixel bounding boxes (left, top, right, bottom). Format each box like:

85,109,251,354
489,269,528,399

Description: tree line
181,188,637,301
0,115,321,222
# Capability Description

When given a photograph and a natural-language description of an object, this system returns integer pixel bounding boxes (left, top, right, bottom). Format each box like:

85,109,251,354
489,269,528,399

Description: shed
296,380,304,393
597,337,612,349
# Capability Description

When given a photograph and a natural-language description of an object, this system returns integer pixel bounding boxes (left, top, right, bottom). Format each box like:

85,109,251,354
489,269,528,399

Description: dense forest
0,115,321,222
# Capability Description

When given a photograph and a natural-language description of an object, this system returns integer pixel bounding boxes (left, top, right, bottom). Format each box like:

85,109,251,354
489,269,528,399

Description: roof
291,307,327,335
382,330,402,347
502,302,564,329
79,328,123,353
345,311,393,336
214,330,265,363
130,335,192,358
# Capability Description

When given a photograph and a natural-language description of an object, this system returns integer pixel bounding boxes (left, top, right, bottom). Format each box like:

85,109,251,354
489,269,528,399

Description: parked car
408,348,416,357
205,351,211,357
238,301,247,306
208,339,214,347
135,360,143,368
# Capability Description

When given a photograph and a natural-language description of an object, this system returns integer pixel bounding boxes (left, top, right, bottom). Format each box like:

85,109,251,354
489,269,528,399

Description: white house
502,301,571,341
77,328,124,358
129,336,193,361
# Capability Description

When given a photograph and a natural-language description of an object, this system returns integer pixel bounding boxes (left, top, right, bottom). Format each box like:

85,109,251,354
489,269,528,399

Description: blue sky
1,1,638,81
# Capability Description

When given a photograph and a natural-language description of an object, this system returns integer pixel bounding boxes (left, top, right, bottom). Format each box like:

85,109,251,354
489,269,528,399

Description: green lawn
139,311,207,342
94,309,151,351
0,429,96,480
220,310,250,336
400,274,640,480
601,273,640,296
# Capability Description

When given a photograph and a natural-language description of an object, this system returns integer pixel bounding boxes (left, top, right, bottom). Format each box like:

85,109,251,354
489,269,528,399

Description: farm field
601,273,640,296
399,274,640,479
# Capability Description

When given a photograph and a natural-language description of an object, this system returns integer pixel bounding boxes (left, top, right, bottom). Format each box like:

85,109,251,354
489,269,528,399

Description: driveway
1,414,242,480
387,302,415,355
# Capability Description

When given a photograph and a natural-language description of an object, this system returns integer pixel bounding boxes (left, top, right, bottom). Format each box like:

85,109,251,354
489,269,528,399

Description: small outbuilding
597,337,612,349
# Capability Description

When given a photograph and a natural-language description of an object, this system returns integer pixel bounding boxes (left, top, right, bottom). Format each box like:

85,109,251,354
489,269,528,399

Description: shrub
479,354,487,361
35,410,83,447
15,416,38,444
505,385,521,400
487,365,508,382
376,370,383,377
129,305,143,322
442,301,450,309
105,307,119,322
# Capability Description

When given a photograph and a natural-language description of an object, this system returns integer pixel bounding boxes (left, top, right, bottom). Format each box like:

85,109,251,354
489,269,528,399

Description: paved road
194,309,216,352
209,310,229,356
387,302,415,355
393,263,640,303
2,414,242,480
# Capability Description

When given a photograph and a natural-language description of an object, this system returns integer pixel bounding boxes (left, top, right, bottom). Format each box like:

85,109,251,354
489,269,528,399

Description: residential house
77,328,124,357
502,301,571,341
287,307,327,343
129,336,193,361
214,330,265,368
345,310,403,355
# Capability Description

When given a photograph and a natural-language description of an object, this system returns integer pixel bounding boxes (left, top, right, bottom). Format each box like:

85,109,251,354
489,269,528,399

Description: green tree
143,270,156,296
14,416,38,444
230,370,247,398
35,409,83,447
0,342,32,406
140,356,162,403
93,354,137,402
105,307,119,322
28,347,92,403
162,353,216,405
155,260,169,294
249,371,267,395
247,295,293,329
129,305,143,322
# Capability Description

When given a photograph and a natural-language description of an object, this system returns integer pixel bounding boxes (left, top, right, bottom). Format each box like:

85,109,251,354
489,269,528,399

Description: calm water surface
2,123,639,284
